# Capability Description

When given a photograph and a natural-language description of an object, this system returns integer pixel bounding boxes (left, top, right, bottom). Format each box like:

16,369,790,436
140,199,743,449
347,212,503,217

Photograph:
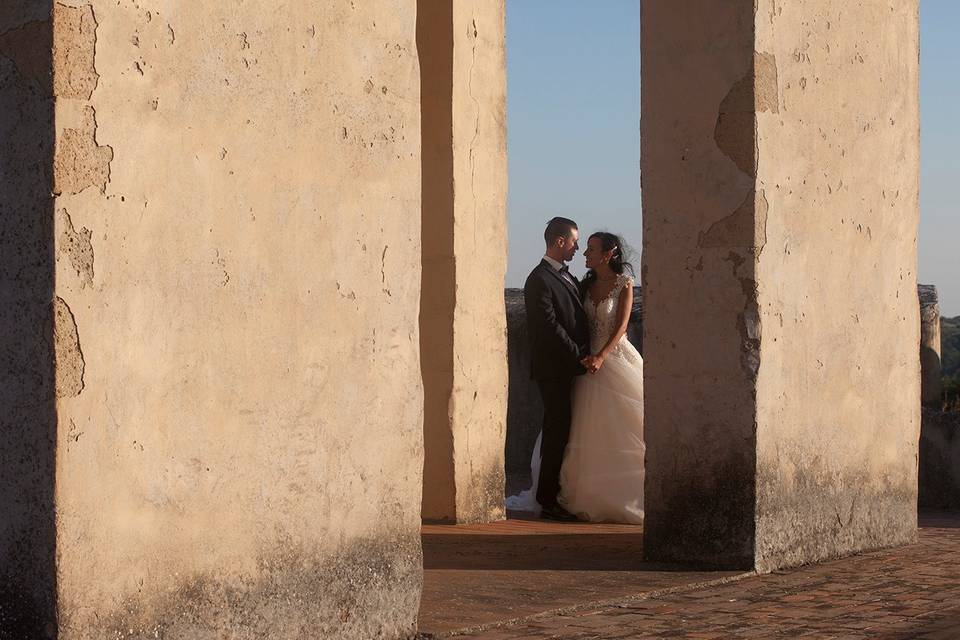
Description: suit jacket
523,260,590,380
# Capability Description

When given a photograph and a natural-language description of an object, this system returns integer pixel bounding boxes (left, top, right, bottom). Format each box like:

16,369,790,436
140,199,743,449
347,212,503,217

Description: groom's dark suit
523,259,590,509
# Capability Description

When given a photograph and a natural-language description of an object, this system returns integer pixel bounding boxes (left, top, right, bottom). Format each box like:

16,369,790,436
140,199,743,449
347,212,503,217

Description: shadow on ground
418,518,743,635
424,527,697,572
919,509,960,529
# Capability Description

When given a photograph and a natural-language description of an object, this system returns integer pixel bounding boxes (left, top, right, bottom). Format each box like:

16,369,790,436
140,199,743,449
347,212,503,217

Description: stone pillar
919,285,943,406
642,1,920,571
641,1,760,569
419,0,508,524
2,3,425,638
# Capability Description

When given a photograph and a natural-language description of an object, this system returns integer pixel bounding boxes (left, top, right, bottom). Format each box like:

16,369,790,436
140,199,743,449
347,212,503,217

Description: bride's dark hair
583,231,634,288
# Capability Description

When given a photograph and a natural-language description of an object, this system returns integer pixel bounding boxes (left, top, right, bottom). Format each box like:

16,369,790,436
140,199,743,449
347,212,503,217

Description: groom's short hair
544,217,578,244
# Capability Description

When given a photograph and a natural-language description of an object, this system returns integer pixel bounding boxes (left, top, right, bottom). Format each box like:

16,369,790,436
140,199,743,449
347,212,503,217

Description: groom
523,217,590,522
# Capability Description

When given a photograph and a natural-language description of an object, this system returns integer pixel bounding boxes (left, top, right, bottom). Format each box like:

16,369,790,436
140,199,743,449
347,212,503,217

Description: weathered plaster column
919,285,943,406
642,1,920,571
641,1,760,569
418,0,508,524
752,0,920,572
2,2,425,638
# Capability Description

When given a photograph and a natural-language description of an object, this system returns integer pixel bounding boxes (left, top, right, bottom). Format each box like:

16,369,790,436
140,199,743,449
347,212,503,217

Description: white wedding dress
507,273,645,524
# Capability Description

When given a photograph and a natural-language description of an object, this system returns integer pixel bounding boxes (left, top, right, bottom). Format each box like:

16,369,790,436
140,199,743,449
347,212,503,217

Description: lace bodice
585,273,641,364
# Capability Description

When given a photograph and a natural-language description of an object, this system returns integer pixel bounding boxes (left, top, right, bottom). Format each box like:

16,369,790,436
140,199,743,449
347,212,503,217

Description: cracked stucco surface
53,296,84,398
753,0,920,572
53,105,113,195
449,0,507,524
57,209,95,288
419,0,507,524
642,0,919,572
41,2,425,637
641,2,761,569
53,3,99,99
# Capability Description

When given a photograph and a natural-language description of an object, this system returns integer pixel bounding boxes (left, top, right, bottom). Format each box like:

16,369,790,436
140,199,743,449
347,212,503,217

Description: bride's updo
583,231,635,288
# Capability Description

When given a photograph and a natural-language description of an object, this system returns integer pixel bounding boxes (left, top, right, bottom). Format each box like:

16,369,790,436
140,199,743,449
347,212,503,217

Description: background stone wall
919,408,960,510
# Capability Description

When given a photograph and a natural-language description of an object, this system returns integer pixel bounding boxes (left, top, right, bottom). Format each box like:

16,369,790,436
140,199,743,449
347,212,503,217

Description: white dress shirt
543,255,577,289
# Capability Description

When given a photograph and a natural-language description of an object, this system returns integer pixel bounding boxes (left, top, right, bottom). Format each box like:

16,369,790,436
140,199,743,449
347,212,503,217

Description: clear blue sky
506,0,959,316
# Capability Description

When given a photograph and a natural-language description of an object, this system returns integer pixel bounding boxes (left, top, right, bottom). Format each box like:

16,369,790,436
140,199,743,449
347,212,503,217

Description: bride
508,231,645,524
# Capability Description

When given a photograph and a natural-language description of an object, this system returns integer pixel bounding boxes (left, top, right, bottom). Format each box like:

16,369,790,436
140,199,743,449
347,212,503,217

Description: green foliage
942,316,960,377
943,316,960,410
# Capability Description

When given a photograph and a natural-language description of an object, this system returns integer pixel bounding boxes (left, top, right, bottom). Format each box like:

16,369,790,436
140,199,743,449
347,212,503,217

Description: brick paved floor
419,515,742,634
419,511,960,639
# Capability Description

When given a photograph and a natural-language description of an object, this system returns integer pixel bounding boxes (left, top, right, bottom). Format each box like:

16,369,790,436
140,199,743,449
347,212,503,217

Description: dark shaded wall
0,2,56,637
919,408,960,510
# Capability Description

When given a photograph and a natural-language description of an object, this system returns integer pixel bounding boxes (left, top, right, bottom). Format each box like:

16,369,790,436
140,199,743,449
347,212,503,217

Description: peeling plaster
714,52,780,177
699,188,768,251
709,51,776,382
714,68,755,177
738,277,762,379
754,52,779,114
52,3,99,100
58,209,95,288
719,249,762,380
54,105,113,195
53,297,85,398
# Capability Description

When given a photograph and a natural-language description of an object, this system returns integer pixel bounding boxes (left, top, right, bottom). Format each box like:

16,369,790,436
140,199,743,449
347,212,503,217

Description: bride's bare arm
585,282,633,372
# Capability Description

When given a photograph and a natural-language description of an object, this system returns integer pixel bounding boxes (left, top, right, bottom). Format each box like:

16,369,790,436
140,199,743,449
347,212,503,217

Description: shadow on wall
919,408,960,510
0,3,58,637
504,287,644,491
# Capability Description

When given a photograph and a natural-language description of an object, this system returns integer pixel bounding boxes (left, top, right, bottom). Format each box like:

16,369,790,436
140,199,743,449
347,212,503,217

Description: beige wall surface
449,0,507,524
753,0,920,571
36,1,424,637
642,0,920,571
420,0,507,524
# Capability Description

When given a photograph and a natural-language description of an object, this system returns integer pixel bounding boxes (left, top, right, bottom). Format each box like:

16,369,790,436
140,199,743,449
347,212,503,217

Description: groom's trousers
535,376,574,508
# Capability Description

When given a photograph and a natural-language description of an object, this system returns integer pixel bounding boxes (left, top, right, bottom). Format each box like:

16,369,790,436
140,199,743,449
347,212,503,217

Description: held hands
580,354,605,374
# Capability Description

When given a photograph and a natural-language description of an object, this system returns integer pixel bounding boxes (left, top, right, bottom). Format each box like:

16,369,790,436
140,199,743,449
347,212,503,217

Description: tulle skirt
507,344,645,524
559,345,645,524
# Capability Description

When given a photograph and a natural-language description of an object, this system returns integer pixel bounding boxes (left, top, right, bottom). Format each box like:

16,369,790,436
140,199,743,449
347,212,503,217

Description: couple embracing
509,217,645,524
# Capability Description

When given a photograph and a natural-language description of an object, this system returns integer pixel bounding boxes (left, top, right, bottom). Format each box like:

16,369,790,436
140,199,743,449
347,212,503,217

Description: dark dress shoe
540,504,579,522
